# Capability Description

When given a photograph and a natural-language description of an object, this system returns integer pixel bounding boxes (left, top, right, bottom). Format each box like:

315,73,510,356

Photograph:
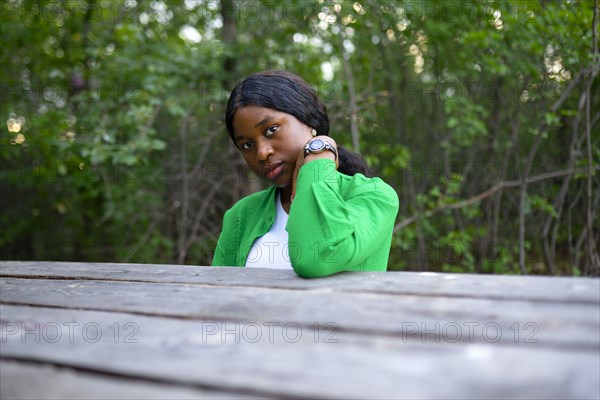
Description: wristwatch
304,138,338,162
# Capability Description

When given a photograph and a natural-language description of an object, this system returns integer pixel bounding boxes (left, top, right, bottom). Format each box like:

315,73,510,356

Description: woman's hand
290,136,338,203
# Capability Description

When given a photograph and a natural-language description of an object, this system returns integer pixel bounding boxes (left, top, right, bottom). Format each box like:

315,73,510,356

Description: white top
244,191,292,269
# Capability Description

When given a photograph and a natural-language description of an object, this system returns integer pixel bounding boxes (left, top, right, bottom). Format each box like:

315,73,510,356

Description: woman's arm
212,209,237,266
287,158,399,278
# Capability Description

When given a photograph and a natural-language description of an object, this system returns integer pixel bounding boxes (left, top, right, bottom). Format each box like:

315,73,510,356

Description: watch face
309,139,325,151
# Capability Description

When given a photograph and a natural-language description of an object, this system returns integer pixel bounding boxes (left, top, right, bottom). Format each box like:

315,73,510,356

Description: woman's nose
256,142,274,161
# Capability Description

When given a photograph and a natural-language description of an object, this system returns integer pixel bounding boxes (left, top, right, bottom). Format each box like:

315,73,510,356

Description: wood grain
1,261,598,303
1,262,598,399
1,360,254,400
2,305,598,400
1,276,597,349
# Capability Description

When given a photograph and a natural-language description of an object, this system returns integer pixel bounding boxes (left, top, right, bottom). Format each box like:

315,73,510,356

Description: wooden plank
1,305,598,400
1,277,598,349
1,261,598,304
0,360,254,399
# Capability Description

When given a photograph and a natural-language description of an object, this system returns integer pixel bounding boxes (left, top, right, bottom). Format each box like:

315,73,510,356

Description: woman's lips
264,163,285,180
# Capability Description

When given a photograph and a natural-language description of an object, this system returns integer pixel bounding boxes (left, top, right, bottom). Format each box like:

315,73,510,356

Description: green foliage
1,0,598,275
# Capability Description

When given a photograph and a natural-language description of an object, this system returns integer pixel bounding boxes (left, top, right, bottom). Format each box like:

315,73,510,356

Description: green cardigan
212,158,399,278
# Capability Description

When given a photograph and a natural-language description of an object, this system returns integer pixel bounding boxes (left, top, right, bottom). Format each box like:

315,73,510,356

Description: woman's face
232,105,313,188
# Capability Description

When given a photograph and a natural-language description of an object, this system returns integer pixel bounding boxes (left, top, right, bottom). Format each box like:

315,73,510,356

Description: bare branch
394,166,600,232
177,115,191,264
584,0,600,274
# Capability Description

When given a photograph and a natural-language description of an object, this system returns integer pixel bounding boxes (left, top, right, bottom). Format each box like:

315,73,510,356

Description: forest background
1,0,598,276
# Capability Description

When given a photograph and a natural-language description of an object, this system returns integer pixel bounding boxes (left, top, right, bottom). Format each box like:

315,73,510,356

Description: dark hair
225,70,371,177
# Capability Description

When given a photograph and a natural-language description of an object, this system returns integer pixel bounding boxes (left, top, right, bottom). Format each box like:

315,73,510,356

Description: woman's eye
265,126,278,136
241,142,253,150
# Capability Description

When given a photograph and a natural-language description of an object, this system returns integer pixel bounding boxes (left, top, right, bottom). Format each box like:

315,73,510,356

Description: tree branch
584,0,600,274
177,115,190,264
393,166,600,232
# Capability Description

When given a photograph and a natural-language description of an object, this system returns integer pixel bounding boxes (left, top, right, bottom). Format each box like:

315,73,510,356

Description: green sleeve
287,158,399,278
212,209,237,266
212,237,225,266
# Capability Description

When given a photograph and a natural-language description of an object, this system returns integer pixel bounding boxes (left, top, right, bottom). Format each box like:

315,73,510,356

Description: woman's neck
279,187,292,214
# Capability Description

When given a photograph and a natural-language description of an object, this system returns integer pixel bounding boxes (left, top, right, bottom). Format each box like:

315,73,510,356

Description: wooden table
1,261,598,399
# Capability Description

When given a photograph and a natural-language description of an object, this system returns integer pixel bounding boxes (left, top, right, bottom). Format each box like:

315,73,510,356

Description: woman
212,70,399,278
